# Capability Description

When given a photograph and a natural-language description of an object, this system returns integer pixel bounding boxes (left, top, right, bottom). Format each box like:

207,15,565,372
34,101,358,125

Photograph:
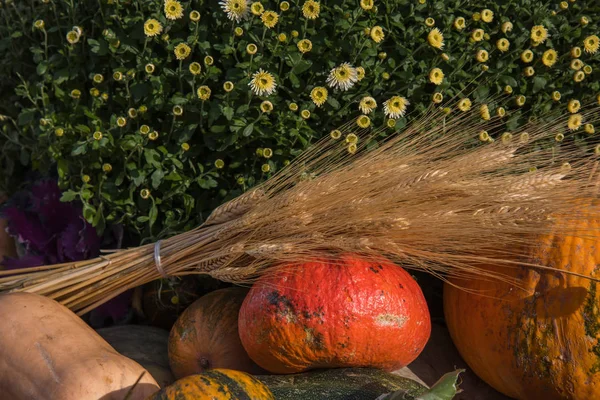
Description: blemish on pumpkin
582,281,600,373
267,290,298,323
304,328,325,350
375,314,407,327
35,342,60,383
369,266,380,273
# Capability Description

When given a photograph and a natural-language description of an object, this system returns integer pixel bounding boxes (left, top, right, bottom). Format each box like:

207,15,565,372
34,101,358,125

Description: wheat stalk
1,90,600,314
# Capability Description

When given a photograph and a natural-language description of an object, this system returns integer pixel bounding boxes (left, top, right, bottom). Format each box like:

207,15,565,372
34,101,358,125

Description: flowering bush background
0,0,599,244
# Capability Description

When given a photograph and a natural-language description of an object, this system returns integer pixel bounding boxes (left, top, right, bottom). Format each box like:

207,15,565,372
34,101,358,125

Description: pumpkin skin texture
238,254,431,374
0,292,159,400
444,212,600,400
168,287,265,379
147,368,275,400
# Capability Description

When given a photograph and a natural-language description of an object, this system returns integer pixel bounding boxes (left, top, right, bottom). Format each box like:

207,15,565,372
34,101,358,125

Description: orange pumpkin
238,254,431,374
168,287,264,379
147,368,275,400
444,206,600,399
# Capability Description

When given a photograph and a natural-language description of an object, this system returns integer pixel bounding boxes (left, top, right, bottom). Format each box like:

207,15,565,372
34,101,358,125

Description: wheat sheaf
1,92,600,315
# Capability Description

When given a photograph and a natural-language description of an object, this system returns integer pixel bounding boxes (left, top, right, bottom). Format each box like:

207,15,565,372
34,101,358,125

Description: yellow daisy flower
432,92,444,104
453,17,466,30
103,163,112,172
261,163,271,172
310,86,328,107
261,10,279,28
383,96,410,118
278,33,287,42
247,43,258,55
552,91,561,101
441,53,450,61
330,129,342,139
234,27,244,36
560,1,568,9
262,148,273,158
66,30,80,44
515,95,526,107
116,117,127,127
425,17,435,27
174,43,191,60
93,131,103,140
357,115,371,128
568,114,582,131
584,35,600,54
458,98,472,112
93,73,104,83
140,125,151,135
521,49,534,63
581,16,589,26
571,47,582,58
585,124,595,134
359,96,377,114
82,175,91,184
326,63,358,91
479,130,490,142
360,0,374,10
280,1,290,11
249,69,277,96
164,0,184,20
173,105,184,116
215,159,225,169
568,100,581,113
530,25,549,44
370,26,385,43
555,133,565,143
54,128,64,137
524,66,535,77
346,133,358,144
260,100,273,113
289,103,299,111
472,12,481,22
297,39,313,53
189,62,202,75
584,65,593,75
471,30,486,43
387,119,397,128
427,28,444,49
181,143,190,151
223,81,235,92
504,85,513,94
481,9,493,23
128,108,138,118
574,70,585,82
571,59,583,70
251,2,264,15
496,38,510,52
301,109,311,119
597,93,600,105
302,0,320,19
356,66,365,81
347,143,358,155
34,20,45,30
197,85,211,100
476,49,489,63
220,0,249,22
429,67,444,85
496,107,506,117
542,49,557,67
501,21,513,33
480,104,491,120
291,30,299,38
190,10,201,21
145,63,155,74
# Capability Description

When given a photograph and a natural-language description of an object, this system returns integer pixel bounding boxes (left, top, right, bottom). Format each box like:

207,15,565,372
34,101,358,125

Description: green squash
256,368,460,400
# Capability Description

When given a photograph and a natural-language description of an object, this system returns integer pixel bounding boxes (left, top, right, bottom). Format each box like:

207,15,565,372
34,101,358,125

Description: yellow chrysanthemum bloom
251,2,264,15
90,88,100,97
297,39,312,53
496,38,510,52
260,163,270,172
571,59,583,70
581,16,589,26
429,68,444,85
234,27,244,36
181,143,190,151
359,96,377,114
472,12,481,22
205,56,214,65
261,10,279,28
246,44,258,55
289,102,299,111
524,66,535,77
326,63,358,91
215,159,225,169
291,30,299,38
173,105,184,116
103,163,113,173
278,33,287,42
370,26,385,43
515,95,526,107
189,62,202,75
301,109,311,119
145,63,155,74
501,132,513,144
34,20,45,30
584,35,600,54
93,73,104,83
382,72,390,80
138,105,148,114
113,71,124,81
197,85,211,100
116,117,127,127
70,89,82,99
441,53,450,61
280,1,290,11
330,129,342,139
101,93,109,100
555,133,565,143
560,1,568,9
597,93,600,105
584,65,593,75
223,81,235,92
425,17,435,27
384,96,410,118
357,115,371,128
310,86,328,107
481,9,493,23
93,131,103,140
453,17,466,30
568,100,581,114
458,98,472,112
128,108,138,118
190,10,201,21
345,133,358,144
427,28,444,49
568,114,582,131
476,49,489,63
347,143,358,155
479,130,490,142
260,100,273,113
585,124,595,134
570,47,582,58
220,0,249,22
552,91,561,101
249,69,277,96
574,70,585,82
356,66,365,81
263,148,273,158
521,49,534,63
54,128,64,137
471,29,484,42
360,0,374,10
531,25,548,44
174,43,191,60
164,0,184,20
82,175,91,184
481,64,489,72
432,92,444,104
378,52,387,60
497,107,506,117
140,125,151,135
541,49,557,67
148,130,159,140
480,104,491,120
501,21,513,33
302,0,320,19
387,119,397,128
66,30,80,44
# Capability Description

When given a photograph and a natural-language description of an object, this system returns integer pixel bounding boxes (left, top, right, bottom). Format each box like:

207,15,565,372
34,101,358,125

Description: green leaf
36,61,48,75
149,204,158,228
222,106,234,121
532,76,547,93
57,159,69,179
144,149,162,168
71,142,88,156
130,83,151,101
288,72,300,87
327,96,340,109
292,60,313,75
151,168,165,189
60,190,78,202
242,123,254,137
17,110,35,126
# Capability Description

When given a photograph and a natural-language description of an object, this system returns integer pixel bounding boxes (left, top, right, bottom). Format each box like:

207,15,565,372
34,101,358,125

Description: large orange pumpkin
168,287,264,379
238,254,431,374
444,207,600,399
147,368,274,400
